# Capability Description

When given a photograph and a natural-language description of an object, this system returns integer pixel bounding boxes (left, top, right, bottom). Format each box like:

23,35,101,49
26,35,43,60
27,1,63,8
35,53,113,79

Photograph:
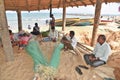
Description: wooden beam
0,0,14,61
104,0,108,4
65,0,79,7
10,0,18,10
62,0,66,31
17,10,22,32
25,0,29,11
57,0,61,8
48,0,52,9
67,2,74,7
66,0,78,6
38,0,42,10
91,0,102,47
78,0,87,6
73,2,79,7
89,0,94,6
69,1,79,7
66,0,71,2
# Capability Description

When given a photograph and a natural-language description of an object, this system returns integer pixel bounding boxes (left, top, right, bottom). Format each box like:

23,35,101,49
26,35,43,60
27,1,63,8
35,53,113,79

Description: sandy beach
0,22,120,80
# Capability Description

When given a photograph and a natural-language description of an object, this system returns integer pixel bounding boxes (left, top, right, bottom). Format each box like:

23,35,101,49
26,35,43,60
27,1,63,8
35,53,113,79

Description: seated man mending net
25,40,64,80
48,27,58,42
61,31,77,50
61,31,79,55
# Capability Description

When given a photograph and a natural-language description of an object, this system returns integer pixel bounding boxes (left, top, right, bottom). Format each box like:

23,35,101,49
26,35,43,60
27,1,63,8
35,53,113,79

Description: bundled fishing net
25,41,64,79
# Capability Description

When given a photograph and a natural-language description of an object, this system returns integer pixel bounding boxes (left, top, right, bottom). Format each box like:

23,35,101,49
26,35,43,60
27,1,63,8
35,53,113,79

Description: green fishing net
25,41,64,78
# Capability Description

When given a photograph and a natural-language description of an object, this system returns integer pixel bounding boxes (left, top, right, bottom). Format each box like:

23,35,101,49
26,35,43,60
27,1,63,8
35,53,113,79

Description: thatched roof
4,0,120,11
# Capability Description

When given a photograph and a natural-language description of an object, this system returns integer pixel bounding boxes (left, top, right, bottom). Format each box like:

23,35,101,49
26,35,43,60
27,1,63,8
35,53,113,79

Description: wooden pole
91,0,102,47
62,0,66,31
50,4,52,17
49,4,52,31
17,10,22,32
0,0,14,61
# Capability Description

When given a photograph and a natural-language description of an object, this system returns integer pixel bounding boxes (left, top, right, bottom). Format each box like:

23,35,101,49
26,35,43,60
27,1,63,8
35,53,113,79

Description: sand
0,47,34,80
0,42,116,80
0,23,120,80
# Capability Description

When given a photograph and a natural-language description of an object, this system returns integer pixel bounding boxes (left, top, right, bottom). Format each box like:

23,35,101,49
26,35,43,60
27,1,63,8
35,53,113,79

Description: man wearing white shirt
84,35,111,67
48,27,58,42
61,31,77,50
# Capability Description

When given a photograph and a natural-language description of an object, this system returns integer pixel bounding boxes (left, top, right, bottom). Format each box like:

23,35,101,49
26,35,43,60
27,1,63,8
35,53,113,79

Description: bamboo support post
0,0,14,61
62,0,66,31
91,0,102,47
17,10,22,32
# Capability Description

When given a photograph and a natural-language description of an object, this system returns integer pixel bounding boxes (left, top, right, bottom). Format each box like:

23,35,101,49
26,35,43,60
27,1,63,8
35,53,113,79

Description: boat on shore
55,17,115,26
71,18,94,26
99,17,114,25
55,18,80,26
100,20,113,22
55,18,94,26
72,22,91,26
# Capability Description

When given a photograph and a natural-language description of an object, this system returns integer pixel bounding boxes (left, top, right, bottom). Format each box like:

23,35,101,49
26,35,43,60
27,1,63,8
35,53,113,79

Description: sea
6,12,119,32
6,12,94,32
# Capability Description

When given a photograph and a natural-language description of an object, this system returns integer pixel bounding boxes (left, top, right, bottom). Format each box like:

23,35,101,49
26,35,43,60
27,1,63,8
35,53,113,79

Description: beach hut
0,0,119,61
0,0,120,80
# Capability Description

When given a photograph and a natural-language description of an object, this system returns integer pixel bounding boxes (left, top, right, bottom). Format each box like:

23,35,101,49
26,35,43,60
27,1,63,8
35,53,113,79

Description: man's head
35,23,38,26
69,31,75,38
97,35,106,45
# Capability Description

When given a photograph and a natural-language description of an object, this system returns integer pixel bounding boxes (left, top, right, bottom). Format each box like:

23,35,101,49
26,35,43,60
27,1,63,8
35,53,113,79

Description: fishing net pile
25,41,64,79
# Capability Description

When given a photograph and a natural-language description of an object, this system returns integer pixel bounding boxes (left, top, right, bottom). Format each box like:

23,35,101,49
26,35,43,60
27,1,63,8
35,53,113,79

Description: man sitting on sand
48,27,58,42
31,23,40,35
61,31,78,54
84,34,111,67
75,35,111,75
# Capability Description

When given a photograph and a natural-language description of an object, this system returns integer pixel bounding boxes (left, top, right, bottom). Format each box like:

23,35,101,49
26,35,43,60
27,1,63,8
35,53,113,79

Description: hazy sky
7,3,120,15
39,3,120,15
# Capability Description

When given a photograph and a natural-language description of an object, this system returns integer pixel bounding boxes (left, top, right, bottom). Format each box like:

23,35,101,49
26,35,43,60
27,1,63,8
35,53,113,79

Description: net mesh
25,41,64,77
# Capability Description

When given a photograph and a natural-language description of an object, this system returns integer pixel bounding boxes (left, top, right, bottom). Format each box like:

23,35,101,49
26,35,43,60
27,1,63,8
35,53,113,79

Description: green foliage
41,30,49,37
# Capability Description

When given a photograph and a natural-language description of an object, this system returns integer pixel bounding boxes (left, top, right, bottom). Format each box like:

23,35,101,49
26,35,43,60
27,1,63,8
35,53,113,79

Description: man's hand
89,55,98,62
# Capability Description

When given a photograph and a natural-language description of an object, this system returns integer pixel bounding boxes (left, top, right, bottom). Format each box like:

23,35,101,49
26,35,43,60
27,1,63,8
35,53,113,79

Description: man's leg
91,60,105,67
84,54,93,65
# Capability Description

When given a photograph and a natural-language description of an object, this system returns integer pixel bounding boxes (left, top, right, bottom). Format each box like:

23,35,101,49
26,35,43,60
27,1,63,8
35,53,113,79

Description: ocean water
6,13,93,32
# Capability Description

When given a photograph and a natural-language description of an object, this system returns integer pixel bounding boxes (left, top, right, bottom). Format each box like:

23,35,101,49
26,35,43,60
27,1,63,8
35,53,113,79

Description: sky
7,3,120,15
39,3,120,15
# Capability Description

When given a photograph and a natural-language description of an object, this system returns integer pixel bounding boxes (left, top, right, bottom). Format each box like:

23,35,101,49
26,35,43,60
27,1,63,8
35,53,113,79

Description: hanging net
25,40,64,78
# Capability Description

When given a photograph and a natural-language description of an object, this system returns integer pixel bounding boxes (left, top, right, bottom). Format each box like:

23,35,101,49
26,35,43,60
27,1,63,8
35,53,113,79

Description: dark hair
23,33,27,36
70,31,75,36
99,35,106,41
35,23,38,26
9,30,12,34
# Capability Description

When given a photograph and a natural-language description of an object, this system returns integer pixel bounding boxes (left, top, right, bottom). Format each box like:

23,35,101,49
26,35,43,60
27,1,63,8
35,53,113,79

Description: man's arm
92,43,99,55
63,39,71,44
